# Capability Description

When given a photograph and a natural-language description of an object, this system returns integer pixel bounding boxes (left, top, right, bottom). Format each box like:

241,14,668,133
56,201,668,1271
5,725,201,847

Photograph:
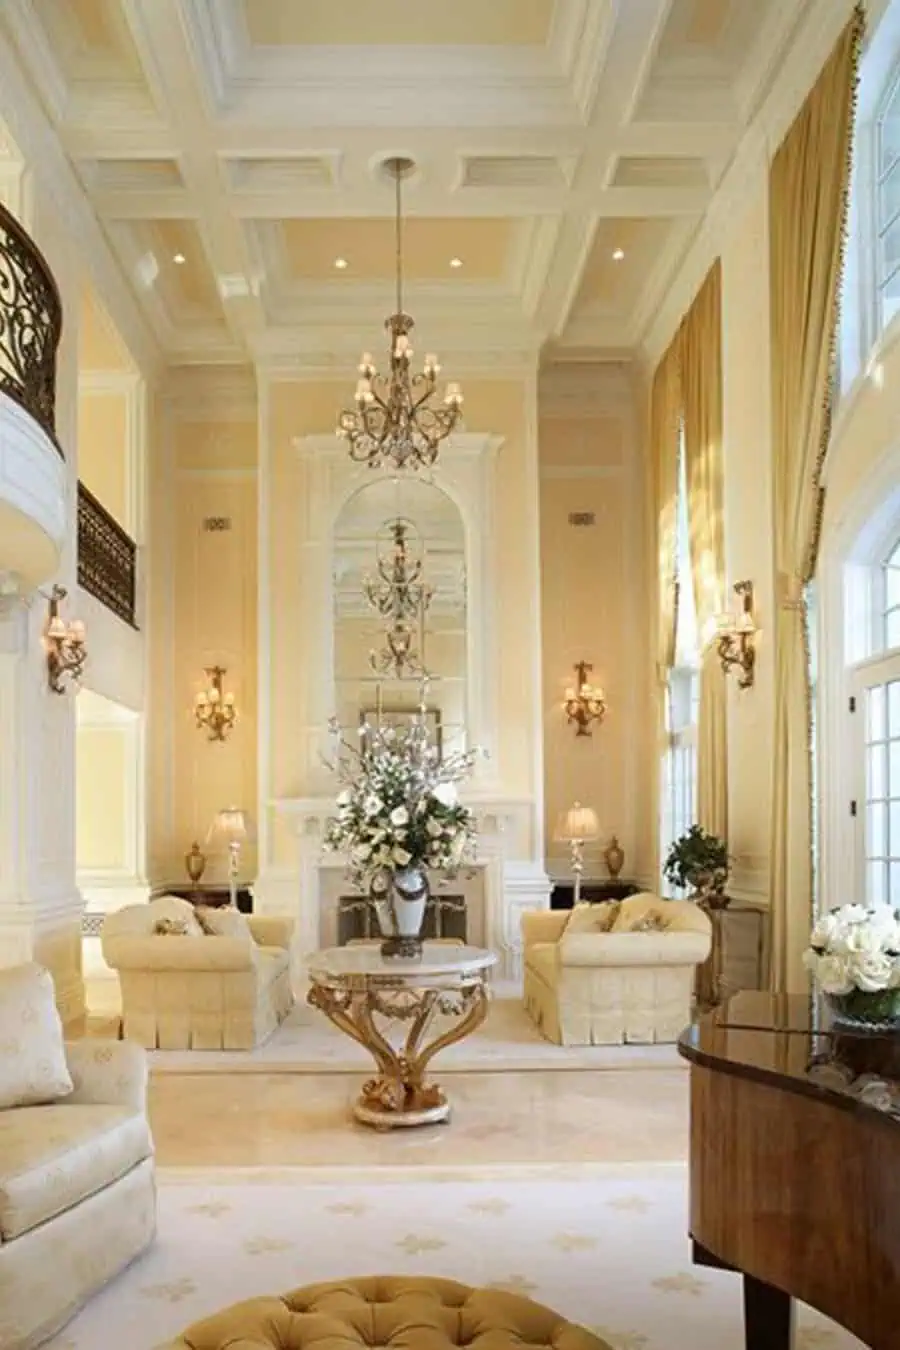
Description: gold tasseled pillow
195,905,253,943
564,901,618,935
153,916,192,936
614,912,667,934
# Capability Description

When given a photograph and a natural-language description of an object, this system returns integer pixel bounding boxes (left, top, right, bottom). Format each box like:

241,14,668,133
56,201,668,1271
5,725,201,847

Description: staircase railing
77,482,137,627
0,200,62,453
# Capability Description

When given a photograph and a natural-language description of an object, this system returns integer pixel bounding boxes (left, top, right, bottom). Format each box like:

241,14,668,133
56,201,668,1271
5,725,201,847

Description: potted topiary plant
664,825,730,910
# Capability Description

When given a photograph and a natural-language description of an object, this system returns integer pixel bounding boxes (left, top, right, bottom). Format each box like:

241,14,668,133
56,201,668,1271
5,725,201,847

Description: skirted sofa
0,963,155,1350
102,895,294,1050
522,893,712,1046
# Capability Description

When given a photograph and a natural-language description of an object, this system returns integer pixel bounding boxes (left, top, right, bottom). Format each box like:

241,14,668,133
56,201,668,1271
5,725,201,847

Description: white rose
390,806,409,827
432,782,458,808
392,847,412,866
849,951,894,993
816,953,854,996
352,844,372,863
426,818,443,838
364,795,383,818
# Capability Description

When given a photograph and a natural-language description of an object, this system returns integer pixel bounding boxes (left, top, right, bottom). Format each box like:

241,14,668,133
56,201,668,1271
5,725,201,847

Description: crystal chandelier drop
337,157,464,471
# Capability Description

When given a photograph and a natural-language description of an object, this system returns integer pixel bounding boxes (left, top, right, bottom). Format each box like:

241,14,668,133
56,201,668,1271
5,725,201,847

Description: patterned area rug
45,1165,860,1350
147,997,682,1073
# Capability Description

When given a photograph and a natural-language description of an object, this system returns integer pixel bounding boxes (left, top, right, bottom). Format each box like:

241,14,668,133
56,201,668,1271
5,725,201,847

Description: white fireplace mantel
255,794,550,981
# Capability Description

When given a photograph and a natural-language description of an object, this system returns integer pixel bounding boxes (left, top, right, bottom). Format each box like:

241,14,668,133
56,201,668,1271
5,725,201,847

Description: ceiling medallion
337,156,464,471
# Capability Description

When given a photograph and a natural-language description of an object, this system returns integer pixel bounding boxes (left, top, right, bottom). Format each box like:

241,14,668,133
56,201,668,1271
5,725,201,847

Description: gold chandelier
337,157,464,471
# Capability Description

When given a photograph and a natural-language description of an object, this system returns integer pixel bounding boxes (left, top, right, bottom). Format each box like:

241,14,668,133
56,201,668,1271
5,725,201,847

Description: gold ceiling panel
149,221,221,315
242,0,553,47
574,218,677,312
280,218,517,283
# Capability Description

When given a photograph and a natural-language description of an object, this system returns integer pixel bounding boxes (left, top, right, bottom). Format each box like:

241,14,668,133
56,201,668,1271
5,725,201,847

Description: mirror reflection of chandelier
336,157,464,471
365,518,432,679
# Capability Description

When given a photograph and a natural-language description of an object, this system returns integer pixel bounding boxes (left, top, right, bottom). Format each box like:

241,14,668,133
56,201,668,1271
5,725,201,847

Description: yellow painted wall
77,390,129,527
148,403,259,884
539,380,650,883
76,725,128,872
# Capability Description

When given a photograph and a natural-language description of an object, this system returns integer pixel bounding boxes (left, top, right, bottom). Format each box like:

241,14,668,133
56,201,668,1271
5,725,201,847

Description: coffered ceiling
3,0,813,369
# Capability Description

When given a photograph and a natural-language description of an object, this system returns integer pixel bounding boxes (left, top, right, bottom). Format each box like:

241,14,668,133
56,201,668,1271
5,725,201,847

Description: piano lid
679,990,900,1127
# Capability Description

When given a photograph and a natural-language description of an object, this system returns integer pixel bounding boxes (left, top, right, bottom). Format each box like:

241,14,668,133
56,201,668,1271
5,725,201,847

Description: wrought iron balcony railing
0,200,62,452
77,483,137,628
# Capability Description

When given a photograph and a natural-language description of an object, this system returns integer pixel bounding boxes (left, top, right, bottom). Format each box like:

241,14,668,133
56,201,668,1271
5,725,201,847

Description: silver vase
370,866,429,959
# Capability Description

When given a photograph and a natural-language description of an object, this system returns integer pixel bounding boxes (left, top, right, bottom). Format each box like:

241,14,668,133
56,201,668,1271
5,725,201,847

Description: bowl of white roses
803,904,900,1029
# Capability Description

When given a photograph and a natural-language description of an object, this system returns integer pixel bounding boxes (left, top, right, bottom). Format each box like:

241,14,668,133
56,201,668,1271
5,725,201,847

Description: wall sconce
564,661,607,737
716,581,757,689
194,666,237,741
44,585,86,694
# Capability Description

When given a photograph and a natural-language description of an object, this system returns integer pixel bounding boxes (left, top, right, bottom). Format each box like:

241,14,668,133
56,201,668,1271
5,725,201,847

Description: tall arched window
877,69,900,326
660,439,699,890
847,533,900,907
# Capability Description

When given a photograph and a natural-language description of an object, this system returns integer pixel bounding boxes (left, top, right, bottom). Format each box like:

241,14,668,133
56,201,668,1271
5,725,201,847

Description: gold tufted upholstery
163,1276,611,1349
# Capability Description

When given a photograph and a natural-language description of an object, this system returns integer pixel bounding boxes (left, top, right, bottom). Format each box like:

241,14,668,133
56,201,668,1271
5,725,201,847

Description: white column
0,175,85,1024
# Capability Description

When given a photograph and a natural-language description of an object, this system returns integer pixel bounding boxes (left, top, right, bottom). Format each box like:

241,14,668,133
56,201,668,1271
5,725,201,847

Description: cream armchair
522,893,712,1046
102,896,294,1050
0,995,155,1350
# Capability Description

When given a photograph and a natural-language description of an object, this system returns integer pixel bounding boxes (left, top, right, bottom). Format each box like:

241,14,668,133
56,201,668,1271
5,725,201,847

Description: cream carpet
147,997,682,1074
44,1165,859,1350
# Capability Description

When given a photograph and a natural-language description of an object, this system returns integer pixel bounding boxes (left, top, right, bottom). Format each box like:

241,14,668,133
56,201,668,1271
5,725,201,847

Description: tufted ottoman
161,1275,612,1349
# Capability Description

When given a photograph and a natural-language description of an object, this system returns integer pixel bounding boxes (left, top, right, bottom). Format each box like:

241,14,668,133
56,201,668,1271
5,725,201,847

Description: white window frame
876,67,900,330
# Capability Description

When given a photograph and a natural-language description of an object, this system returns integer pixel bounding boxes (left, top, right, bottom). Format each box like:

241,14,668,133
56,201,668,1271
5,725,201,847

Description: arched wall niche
255,430,551,979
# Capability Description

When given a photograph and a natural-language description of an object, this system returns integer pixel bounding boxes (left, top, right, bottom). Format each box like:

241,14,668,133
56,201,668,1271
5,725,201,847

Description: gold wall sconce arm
194,666,237,741
564,660,607,737
715,581,757,689
44,585,86,694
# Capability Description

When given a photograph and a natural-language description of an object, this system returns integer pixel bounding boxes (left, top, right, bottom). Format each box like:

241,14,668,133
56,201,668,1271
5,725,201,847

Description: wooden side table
150,883,254,914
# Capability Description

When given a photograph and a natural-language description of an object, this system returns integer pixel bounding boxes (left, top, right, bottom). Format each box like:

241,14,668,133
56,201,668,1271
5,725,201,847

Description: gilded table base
307,981,490,1129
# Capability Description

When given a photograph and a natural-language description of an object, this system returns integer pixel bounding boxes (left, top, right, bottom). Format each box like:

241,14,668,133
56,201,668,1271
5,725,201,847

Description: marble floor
148,1067,689,1168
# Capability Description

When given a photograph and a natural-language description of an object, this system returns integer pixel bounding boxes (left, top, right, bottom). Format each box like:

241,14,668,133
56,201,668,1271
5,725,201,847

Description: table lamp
206,807,254,909
554,801,600,906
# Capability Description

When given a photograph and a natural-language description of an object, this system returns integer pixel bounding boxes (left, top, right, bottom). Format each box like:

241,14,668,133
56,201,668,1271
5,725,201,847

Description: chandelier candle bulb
337,157,463,470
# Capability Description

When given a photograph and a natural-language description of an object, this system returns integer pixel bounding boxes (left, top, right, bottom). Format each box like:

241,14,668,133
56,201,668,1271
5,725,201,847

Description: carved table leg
308,979,490,1129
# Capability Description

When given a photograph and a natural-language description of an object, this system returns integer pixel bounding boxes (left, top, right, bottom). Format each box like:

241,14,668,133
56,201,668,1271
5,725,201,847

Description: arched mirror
332,477,467,756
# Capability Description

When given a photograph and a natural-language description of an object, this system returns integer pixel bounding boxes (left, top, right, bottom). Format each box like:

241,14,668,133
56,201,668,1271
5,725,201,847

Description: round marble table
306,943,497,1129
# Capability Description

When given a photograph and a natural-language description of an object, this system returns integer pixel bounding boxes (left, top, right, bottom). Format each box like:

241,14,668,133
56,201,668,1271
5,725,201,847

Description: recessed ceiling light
612,248,625,262
450,257,463,269
172,252,186,265
334,257,348,269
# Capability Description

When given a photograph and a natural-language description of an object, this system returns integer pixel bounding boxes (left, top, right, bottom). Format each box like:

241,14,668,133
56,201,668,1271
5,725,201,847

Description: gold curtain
648,340,682,882
650,342,681,680
768,7,863,992
679,261,727,839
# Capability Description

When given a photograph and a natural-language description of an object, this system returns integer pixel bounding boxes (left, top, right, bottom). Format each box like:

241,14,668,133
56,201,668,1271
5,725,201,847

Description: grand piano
679,991,900,1350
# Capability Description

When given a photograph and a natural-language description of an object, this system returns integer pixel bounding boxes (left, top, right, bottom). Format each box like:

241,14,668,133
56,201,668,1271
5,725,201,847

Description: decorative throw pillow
0,963,73,1110
153,916,190,936
623,913,667,934
564,901,617,936
147,895,205,938
195,905,253,943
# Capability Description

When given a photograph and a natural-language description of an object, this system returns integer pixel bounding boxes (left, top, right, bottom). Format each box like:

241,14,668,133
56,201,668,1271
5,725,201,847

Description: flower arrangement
323,713,481,890
663,825,729,902
803,904,900,1026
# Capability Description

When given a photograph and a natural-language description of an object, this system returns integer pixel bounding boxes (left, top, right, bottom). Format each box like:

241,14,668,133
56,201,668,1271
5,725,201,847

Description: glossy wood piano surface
679,992,900,1350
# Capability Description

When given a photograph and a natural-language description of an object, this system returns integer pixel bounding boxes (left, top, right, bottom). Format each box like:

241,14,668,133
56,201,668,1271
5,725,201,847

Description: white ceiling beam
120,0,267,352
91,184,710,221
